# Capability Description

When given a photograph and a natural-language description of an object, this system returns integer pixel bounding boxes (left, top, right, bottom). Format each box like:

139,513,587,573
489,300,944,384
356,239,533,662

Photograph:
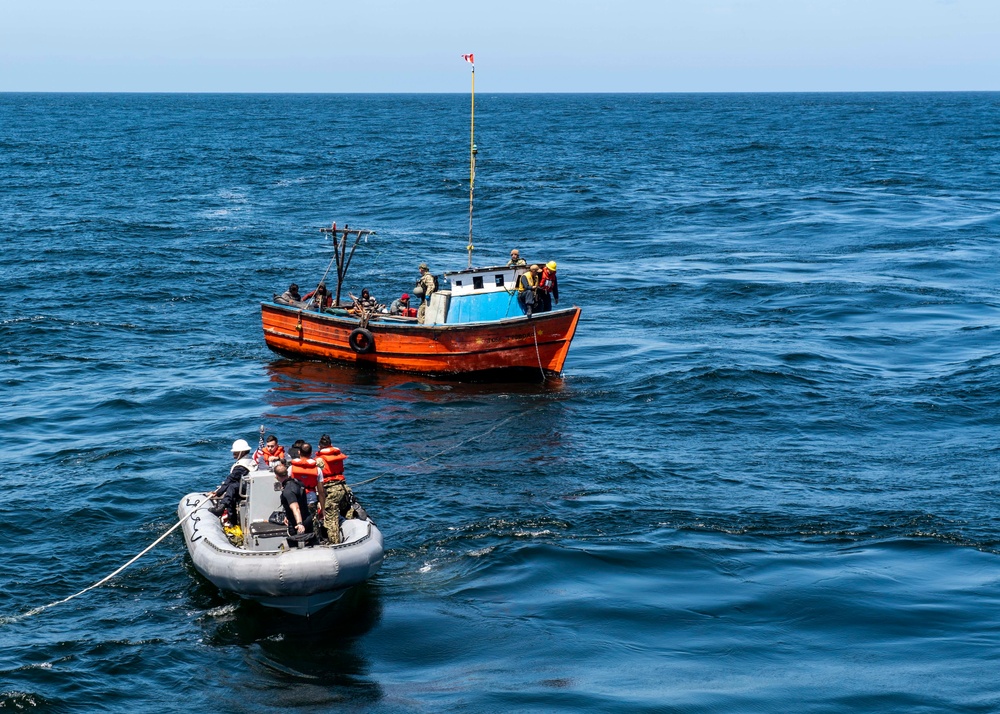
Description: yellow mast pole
466,55,476,268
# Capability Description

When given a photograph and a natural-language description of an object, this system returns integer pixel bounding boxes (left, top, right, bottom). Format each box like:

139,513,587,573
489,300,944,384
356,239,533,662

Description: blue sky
2,0,998,92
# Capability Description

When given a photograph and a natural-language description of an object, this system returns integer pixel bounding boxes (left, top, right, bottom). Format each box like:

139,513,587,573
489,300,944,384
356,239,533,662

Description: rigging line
316,248,338,294
1,497,209,626
349,410,522,488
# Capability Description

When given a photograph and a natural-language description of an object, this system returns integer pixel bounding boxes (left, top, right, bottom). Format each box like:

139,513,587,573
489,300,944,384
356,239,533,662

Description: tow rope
1,411,530,624
348,411,522,488
0,499,207,626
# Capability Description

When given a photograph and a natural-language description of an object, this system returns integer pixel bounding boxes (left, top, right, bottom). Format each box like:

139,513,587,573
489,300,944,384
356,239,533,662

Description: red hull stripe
261,304,581,375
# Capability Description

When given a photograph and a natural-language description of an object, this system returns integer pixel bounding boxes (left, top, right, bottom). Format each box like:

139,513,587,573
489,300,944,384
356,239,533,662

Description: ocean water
2,92,1000,712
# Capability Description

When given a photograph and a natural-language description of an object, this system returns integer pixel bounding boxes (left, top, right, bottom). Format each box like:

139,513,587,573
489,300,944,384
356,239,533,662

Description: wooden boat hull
261,302,581,377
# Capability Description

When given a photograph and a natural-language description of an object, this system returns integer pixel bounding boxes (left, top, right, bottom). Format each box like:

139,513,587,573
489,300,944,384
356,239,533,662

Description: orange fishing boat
260,56,581,379
261,253,581,379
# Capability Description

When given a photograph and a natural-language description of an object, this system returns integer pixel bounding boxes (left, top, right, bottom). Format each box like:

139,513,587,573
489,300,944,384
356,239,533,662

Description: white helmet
231,439,251,453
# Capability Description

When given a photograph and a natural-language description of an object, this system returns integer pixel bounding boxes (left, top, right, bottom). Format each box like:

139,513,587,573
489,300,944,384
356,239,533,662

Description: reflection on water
201,585,385,709
204,583,383,648
260,359,574,468
264,358,565,403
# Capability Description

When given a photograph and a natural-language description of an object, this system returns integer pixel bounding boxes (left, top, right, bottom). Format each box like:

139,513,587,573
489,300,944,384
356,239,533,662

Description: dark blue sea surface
2,92,1000,712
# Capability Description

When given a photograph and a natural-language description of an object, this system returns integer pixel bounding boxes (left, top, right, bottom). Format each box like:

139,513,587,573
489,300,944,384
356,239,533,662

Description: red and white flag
253,426,265,466
462,53,474,65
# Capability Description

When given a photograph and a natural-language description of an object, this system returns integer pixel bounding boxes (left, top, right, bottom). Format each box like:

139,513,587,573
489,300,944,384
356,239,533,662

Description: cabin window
455,280,463,287
473,276,484,290
494,274,505,287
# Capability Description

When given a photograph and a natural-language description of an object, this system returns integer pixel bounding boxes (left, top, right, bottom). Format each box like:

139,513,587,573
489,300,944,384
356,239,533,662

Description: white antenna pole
464,53,476,269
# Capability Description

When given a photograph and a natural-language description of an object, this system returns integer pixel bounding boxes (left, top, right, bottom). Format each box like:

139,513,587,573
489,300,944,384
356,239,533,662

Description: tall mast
463,53,476,269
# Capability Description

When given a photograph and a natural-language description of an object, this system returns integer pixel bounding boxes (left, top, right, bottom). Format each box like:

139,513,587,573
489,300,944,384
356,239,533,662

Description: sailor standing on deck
537,261,559,313
518,264,542,317
507,249,527,267
414,263,436,324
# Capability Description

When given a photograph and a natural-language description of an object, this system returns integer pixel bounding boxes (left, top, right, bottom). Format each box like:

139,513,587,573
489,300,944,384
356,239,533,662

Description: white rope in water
1,499,208,625
3,411,529,624
349,411,522,488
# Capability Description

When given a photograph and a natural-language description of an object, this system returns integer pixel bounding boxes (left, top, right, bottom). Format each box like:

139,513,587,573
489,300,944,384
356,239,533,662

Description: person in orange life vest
289,442,322,530
316,434,346,480
257,434,286,467
316,434,353,545
537,261,559,313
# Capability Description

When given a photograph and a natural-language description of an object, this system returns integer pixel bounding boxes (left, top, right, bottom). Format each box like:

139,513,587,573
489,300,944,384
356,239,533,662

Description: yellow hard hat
546,261,557,271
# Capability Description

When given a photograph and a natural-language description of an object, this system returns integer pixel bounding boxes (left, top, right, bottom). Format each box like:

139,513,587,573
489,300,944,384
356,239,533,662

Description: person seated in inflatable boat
206,438,254,527
255,433,285,468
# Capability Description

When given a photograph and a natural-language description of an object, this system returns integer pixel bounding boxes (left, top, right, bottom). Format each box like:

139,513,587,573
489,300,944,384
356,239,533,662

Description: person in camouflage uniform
317,437,352,545
507,249,526,266
415,262,436,324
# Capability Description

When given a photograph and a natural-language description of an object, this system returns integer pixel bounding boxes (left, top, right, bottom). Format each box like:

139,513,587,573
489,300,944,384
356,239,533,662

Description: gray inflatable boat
178,467,384,616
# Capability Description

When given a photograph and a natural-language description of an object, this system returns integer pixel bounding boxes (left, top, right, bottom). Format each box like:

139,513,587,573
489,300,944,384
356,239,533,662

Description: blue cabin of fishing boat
424,265,530,325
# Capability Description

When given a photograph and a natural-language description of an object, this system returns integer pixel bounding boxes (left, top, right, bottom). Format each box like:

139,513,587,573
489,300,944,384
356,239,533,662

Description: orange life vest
539,267,555,292
261,444,285,462
317,446,347,481
290,457,320,490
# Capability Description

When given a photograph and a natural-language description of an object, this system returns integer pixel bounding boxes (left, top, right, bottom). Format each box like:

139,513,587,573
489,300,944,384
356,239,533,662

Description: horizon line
2,89,1000,95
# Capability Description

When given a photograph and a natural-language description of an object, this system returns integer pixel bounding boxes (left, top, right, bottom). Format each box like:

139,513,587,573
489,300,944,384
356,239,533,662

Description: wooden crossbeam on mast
319,222,376,307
